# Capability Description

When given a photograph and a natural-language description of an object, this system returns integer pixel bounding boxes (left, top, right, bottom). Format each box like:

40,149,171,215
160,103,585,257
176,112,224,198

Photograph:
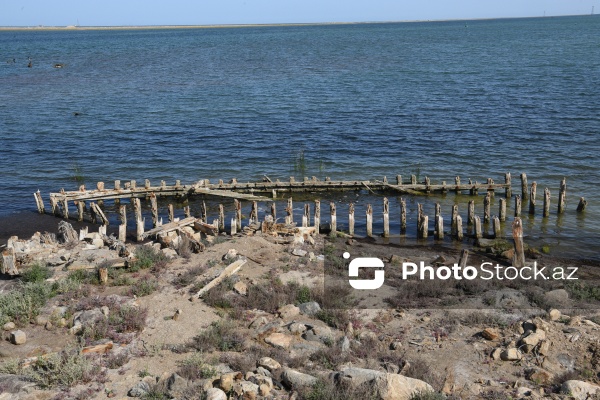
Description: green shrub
0,281,55,326
130,279,159,297
20,263,52,283
130,246,167,272
188,320,246,352
177,352,217,381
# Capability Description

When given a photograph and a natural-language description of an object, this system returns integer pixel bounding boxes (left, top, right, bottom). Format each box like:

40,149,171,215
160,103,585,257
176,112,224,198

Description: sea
0,16,599,259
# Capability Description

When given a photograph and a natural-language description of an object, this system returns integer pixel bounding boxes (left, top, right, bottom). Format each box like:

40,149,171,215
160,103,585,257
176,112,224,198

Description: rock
500,348,522,361
390,341,403,350
10,330,26,345
278,304,300,319
128,381,151,397
35,315,48,326
265,333,294,349
309,252,317,262
538,340,551,356
51,306,67,317
568,315,583,326
491,348,502,360
336,368,434,400
389,255,403,264
561,380,600,400
249,316,269,329
167,373,189,397
101,306,110,317
519,330,546,353
57,221,78,244
233,281,248,296
45,321,53,330
256,366,272,377
92,238,105,248
161,248,178,259
256,321,282,336
549,309,561,321
281,369,318,389
205,388,228,400
527,369,554,385
74,308,105,326
298,301,321,316
259,383,271,396
219,372,239,392
250,374,273,390
223,249,238,261
345,322,354,337
288,322,307,335
292,249,308,257
516,387,533,397
233,381,259,399
341,336,351,352
57,318,67,328
258,357,281,372
2,322,16,331
481,328,499,341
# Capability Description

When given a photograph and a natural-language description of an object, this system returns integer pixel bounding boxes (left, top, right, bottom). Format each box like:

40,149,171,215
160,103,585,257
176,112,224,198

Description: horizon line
0,13,596,31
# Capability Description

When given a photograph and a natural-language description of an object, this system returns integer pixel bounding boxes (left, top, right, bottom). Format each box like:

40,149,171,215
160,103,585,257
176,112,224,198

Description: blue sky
1,0,598,26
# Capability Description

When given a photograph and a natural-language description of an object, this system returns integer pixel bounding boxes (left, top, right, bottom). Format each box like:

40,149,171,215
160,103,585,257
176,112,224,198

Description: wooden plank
195,259,246,298
142,217,197,239
194,220,218,236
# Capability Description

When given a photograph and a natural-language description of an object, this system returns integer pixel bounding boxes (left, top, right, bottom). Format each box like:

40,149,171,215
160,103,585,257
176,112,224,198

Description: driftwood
57,221,78,244
143,217,196,239
195,259,246,298
1,247,17,275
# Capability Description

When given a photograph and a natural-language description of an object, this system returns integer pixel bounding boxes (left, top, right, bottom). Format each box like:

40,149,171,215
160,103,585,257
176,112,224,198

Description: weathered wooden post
514,195,522,217
455,176,461,194
366,204,373,237
168,204,174,223
505,172,512,199
201,201,207,223
512,217,525,268
96,182,105,207
314,200,320,233
467,200,475,235
400,198,407,234
577,197,587,212
558,178,566,214
483,193,491,223
184,206,191,218
396,175,402,185
303,203,310,228
474,216,482,239
435,203,441,220
134,198,144,242
520,173,528,201
34,190,45,214
230,218,237,235
119,205,127,242
61,197,69,220
77,200,84,222
528,182,537,215
493,216,501,238
411,175,417,185
330,202,337,233
499,198,507,222
145,179,151,189
435,215,444,240
455,215,463,241
250,201,258,223
1,247,17,275
417,204,424,236
458,249,469,269
130,180,137,190
383,198,389,238
348,203,355,236
425,177,431,193
235,199,242,231
286,198,293,225
150,193,158,228
270,201,277,221
90,202,108,226
419,215,428,239
543,188,551,217
219,204,225,232
451,205,458,237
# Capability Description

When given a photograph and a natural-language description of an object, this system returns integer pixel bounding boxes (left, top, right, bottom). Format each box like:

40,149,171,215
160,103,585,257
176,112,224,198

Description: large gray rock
167,373,189,397
128,381,151,397
10,330,26,345
205,388,228,400
298,301,321,316
257,357,281,372
281,369,318,389
561,380,600,400
336,368,434,400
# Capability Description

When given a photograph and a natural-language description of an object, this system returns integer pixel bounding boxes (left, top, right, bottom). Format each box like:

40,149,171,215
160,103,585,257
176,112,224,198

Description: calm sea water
0,16,599,258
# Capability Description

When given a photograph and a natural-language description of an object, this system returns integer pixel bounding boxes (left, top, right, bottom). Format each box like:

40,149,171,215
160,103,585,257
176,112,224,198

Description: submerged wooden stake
348,203,355,236
499,198,506,222
435,215,444,240
558,178,567,214
150,194,158,228
543,188,551,217
529,182,537,215
400,198,407,234
520,173,528,201
512,217,525,268
451,205,458,237
455,215,463,241
483,193,491,223
366,203,373,237
330,202,337,233
250,201,258,224
474,215,482,239
458,249,469,269
577,197,587,212
419,215,428,239
467,200,475,235
514,195,522,217
168,204,174,223
230,218,237,235
184,206,191,218
304,203,310,228
90,202,108,225
493,216,501,239
77,201,84,222
34,190,45,214
435,203,441,219
505,172,512,199
383,198,389,238
271,201,277,221
61,198,69,220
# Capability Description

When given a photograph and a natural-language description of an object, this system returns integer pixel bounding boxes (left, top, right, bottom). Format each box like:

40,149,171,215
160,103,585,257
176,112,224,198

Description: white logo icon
345,252,385,290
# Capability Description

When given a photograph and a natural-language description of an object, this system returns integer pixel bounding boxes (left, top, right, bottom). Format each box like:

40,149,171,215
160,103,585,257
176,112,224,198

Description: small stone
288,322,307,334
491,348,502,360
35,315,48,326
45,321,53,330
256,366,272,377
549,309,561,321
538,340,551,356
520,330,546,353
259,383,270,396
258,357,281,372
57,318,67,328
161,248,178,259
292,249,308,257
3,322,16,331
233,281,248,296
341,336,351,352
308,252,317,262
421,316,430,322
281,369,318,388
101,306,110,317
265,333,294,349
223,249,238,261
298,301,321,316
482,328,499,341
205,388,228,400
248,316,268,329
128,381,150,397
390,341,403,350
278,304,300,319
528,369,554,385
561,380,600,400
500,348,522,361
10,330,26,345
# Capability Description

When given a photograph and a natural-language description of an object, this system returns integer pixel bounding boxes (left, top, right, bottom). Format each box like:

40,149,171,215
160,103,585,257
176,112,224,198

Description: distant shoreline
0,14,595,31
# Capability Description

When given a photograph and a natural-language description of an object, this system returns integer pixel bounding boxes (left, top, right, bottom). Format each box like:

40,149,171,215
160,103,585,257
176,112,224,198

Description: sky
1,0,598,27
